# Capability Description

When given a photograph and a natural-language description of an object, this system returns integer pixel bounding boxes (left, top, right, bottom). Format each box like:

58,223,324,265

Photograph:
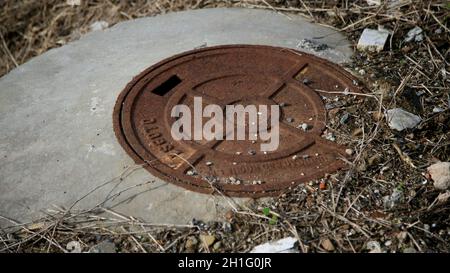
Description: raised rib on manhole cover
113,45,362,197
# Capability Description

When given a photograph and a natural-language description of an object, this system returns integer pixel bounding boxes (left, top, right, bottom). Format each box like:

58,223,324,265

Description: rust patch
113,45,363,197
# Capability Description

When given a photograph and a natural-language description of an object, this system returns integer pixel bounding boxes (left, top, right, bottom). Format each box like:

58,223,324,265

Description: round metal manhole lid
113,45,362,197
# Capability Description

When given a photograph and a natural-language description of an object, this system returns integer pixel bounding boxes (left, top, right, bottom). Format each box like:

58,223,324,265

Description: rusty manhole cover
113,45,362,197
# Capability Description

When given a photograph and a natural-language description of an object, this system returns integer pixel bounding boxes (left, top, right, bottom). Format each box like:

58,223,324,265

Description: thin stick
0,31,18,67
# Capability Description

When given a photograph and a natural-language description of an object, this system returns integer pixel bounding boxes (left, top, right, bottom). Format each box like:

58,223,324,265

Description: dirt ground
0,0,449,253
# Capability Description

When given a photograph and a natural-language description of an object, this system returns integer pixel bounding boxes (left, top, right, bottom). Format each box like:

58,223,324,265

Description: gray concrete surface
0,8,353,227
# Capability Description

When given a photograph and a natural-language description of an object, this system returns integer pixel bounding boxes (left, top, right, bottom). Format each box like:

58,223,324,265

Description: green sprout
262,207,278,225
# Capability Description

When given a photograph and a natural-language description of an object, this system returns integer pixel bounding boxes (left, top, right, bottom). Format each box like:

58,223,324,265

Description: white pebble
345,149,354,155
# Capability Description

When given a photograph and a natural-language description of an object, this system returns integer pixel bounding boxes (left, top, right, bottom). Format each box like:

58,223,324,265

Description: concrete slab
0,8,352,227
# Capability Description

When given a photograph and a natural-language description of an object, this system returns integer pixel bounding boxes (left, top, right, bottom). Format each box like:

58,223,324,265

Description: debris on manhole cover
113,45,363,197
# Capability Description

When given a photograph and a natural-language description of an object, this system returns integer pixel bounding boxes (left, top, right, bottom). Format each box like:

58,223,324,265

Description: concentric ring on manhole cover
113,45,363,197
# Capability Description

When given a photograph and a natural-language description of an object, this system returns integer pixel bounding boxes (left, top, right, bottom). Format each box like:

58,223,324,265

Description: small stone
225,210,234,220
433,107,444,113
299,123,309,131
292,155,298,160
185,236,198,249
325,101,345,110
279,102,286,107
404,26,423,43
66,0,81,6
321,238,335,252
325,132,336,142
326,10,337,18
386,108,422,131
352,128,363,136
235,151,242,155
427,162,450,190
365,0,381,5
357,160,367,172
302,78,311,85
248,150,256,155
366,241,382,253
340,112,350,124
437,191,450,203
357,28,389,52
222,221,232,233
372,111,383,121
89,240,116,253
286,117,294,123
205,161,213,166
384,240,392,247
89,21,109,32
186,170,196,176
396,231,408,243
302,155,309,159
383,188,404,209
200,234,216,247
213,241,222,250
66,241,82,253
345,149,354,156
403,247,417,253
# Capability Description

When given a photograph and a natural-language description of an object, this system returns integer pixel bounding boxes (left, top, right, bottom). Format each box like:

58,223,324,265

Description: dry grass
0,0,247,76
0,0,449,253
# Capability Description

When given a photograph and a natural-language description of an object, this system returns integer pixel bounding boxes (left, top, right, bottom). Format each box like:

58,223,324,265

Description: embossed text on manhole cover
113,45,362,197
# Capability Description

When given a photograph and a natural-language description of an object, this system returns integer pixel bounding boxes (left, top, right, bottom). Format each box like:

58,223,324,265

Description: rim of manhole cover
113,45,363,197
